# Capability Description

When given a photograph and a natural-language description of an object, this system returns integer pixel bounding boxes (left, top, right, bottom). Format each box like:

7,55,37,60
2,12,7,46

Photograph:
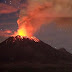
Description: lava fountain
13,16,39,42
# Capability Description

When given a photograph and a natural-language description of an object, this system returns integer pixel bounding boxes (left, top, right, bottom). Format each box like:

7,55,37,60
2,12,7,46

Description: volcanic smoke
12,2,51,42
0,0,72,38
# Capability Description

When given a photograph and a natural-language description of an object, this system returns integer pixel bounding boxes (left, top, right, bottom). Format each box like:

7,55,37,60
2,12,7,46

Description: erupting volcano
16,16,34,37
12,11,40,42
12,16,40,42
11,3,50,42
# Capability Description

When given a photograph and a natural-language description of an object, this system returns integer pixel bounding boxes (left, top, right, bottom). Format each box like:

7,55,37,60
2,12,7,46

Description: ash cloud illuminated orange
1,0,72,37
13,0,52,37
0,30,12,37
12,0,72,37
0,3,18,14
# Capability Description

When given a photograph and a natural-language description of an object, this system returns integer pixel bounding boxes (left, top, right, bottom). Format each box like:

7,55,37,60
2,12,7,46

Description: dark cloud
0,0,5,3
0,30,13,37
0,3,18,14
0,0,27,14
0,13,18,20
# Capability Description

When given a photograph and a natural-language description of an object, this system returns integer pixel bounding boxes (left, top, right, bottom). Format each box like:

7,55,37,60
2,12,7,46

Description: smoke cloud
15,0,53,36
14,0,72,37
0,30,12,37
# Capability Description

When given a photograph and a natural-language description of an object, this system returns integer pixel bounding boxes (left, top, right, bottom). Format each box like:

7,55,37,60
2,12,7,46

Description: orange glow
12,3,49,42
17,28,27,36
12,35,39,42
14,16,34,37
12,17,39,42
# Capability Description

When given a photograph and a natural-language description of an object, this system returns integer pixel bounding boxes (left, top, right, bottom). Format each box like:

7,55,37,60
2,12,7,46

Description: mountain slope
0,35,72,64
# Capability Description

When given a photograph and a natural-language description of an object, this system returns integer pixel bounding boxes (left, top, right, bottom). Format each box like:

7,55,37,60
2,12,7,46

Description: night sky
0,0,72,53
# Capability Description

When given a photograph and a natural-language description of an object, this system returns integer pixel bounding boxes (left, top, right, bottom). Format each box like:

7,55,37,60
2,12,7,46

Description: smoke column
13,0,72,37
14,0,53,37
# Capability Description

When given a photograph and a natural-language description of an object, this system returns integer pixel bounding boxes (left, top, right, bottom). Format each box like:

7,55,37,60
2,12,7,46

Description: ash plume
13,0,72,37
14,0,53,36
0,0,72,37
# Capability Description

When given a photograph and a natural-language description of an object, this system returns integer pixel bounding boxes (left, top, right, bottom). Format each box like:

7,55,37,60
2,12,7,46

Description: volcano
0,35,72,63
0,35,72,72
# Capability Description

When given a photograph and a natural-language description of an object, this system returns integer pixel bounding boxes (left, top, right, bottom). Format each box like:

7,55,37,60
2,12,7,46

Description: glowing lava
12,35,39,42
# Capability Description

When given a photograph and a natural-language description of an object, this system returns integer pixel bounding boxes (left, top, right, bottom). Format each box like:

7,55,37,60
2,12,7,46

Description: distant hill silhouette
58,48,72,57
0,35,72,64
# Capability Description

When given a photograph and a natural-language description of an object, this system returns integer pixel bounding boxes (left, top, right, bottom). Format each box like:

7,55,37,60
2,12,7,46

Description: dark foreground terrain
0,36,72,72
0,62,72,72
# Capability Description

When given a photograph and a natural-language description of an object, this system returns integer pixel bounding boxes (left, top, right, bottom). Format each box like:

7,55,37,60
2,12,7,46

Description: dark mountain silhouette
0,35,72,64
59,48,68,52
0,35,72,72
58,48,72,57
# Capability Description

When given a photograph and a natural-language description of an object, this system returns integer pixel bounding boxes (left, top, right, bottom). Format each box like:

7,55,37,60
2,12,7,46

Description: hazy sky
0,0,72,53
